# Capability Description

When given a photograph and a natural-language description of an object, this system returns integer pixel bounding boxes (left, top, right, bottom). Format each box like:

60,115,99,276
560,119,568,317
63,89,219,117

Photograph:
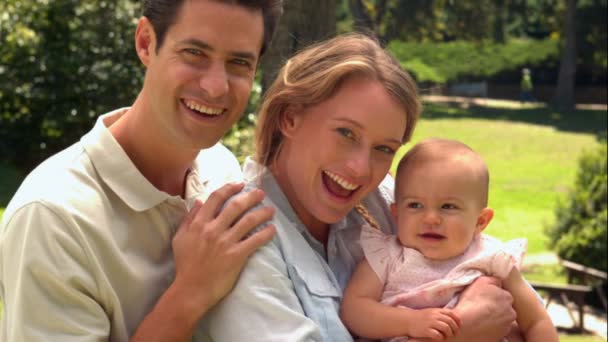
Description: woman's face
273,76,407,231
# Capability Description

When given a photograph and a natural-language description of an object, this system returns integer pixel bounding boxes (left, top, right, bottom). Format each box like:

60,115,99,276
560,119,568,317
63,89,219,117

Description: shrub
546,142,607,272
387,38,560,84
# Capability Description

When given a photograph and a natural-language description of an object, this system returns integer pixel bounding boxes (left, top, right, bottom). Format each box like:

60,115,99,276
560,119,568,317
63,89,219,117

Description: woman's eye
375,145,396,155
337,127,355,139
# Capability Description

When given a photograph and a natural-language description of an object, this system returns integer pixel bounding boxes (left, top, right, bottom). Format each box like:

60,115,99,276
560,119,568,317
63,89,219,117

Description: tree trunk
347,0,375,35
260,0,337,91
493,0,507,43
552,0,578,112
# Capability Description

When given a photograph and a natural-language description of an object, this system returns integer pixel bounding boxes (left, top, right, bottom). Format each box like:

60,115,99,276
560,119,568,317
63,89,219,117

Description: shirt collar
82,108,209,212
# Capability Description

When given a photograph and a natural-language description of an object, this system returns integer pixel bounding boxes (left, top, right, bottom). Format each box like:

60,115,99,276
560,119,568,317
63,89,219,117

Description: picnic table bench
530,259,607,333
560,259,607,312
530,281,593,332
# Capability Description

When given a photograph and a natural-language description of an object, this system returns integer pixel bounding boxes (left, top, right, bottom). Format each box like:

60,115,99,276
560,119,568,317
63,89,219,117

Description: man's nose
199,63,229,99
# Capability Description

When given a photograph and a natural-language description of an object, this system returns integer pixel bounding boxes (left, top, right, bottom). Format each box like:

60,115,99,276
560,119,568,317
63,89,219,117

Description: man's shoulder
2,141,103,225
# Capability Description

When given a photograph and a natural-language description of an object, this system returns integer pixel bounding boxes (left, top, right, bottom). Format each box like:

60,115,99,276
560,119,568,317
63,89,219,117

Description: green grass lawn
392,102,606,255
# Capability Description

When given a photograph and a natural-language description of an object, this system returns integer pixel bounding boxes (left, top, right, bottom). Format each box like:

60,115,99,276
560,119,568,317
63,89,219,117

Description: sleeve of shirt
200,237,323,341
360,224,397,285
0,202,109,341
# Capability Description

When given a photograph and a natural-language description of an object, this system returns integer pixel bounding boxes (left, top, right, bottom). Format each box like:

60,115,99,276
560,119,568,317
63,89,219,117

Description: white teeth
185,100,224,115
324,171,359,191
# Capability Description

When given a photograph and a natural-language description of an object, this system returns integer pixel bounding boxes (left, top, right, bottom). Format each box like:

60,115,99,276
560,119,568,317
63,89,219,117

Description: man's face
140,0,264,150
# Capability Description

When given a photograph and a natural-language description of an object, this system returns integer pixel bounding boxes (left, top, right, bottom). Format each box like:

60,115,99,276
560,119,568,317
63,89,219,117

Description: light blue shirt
199,158,397,341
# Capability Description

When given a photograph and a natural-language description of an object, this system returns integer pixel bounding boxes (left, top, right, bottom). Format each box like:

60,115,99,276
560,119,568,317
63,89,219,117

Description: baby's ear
390,202,398,223
475,208,494,233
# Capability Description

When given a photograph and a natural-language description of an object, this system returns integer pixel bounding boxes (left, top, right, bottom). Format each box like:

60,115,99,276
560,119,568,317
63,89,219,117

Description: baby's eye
442,203,459,210
407,202,423,209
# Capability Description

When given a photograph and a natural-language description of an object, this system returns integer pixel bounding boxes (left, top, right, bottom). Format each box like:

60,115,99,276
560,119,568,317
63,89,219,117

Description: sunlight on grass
392,110,602,255
559,334,606,342
522,264,568,284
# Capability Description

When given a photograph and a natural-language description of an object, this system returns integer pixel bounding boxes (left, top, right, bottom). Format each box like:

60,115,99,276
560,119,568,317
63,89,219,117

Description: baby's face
393,159,489,260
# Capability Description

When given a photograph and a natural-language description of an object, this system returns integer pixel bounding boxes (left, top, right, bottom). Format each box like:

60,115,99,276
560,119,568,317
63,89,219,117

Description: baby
341,138,557,341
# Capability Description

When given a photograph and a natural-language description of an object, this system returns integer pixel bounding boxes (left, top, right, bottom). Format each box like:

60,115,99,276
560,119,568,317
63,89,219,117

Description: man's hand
451,277,516,341
172,183,276,312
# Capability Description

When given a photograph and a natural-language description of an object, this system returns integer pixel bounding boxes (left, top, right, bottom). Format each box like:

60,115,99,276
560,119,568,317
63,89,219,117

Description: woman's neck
269,161,330,247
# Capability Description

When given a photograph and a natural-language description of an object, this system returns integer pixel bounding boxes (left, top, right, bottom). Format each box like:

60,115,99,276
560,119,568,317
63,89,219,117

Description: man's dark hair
143,0,283,56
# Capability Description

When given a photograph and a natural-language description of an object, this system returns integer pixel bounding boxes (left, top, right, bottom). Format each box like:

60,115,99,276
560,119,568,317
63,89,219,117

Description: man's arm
131,183,276,341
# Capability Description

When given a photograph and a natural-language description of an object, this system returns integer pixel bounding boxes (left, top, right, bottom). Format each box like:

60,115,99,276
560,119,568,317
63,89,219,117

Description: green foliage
0,0,143,171
547,142,608,272
388,38,560,84
0,162,22,207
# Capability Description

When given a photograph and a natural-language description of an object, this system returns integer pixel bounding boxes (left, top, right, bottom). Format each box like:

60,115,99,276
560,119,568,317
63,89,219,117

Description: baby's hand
408,308,461,340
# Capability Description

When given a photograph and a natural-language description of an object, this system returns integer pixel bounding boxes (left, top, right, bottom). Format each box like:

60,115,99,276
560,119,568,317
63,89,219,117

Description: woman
200,33,517,341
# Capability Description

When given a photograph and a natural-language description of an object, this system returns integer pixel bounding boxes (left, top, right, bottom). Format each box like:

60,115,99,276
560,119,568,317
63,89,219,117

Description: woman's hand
450,276,517,342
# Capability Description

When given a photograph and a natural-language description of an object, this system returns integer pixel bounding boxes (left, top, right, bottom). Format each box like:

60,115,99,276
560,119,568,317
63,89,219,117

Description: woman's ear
475,208,494,234
135,17,156,66
278,106,303,138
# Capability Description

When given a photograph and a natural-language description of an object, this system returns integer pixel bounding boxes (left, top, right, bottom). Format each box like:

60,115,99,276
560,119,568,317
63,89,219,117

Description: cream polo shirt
0,108,242,341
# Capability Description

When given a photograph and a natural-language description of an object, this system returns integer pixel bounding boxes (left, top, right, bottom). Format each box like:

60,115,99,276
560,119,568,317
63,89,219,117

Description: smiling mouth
322,170,360,198
419,233,445,240
183,99,225,116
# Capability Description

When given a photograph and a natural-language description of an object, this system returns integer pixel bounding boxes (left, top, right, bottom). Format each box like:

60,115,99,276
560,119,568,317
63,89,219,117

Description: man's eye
231,59,252,68
184,48,202,56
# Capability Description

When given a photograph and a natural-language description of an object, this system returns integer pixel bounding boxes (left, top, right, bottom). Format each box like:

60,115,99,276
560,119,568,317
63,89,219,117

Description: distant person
520,68,536,103
340,138,558,341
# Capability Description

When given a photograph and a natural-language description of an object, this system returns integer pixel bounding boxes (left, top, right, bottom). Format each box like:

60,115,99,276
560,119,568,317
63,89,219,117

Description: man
0,0,282,340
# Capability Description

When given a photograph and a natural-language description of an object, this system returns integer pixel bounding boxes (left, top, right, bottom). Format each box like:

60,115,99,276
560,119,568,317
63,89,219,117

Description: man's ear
475,208,494,234
135,17,156,66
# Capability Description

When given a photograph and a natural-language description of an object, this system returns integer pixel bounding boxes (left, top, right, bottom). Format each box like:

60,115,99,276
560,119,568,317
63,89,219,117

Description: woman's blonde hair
254,33,421,166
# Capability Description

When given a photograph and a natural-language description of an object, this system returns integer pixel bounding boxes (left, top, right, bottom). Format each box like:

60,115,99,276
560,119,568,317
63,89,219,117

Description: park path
421,95,608,111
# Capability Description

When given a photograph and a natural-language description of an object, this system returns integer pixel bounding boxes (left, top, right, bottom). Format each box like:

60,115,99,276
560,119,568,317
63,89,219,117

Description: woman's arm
341,260,460,340
503,267,558,341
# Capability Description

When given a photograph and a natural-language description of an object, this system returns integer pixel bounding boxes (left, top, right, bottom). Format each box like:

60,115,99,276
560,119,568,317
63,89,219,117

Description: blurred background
1,1,606,340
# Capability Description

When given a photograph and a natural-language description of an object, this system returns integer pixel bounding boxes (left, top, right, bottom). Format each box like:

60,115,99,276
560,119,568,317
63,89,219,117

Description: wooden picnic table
530,259,607,333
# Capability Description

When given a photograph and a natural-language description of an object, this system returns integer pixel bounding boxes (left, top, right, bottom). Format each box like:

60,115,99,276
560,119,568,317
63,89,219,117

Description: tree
260,0,337,91
0,0,143,172
552,0,578,112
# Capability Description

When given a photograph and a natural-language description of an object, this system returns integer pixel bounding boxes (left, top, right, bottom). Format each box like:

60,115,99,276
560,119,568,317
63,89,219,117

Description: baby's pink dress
360,224,527,341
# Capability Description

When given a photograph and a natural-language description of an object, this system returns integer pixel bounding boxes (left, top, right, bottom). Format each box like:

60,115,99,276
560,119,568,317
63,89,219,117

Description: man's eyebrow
178,38,257,61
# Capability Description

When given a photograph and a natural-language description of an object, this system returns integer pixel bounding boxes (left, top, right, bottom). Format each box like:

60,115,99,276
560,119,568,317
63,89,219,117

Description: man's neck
108,104,198,197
